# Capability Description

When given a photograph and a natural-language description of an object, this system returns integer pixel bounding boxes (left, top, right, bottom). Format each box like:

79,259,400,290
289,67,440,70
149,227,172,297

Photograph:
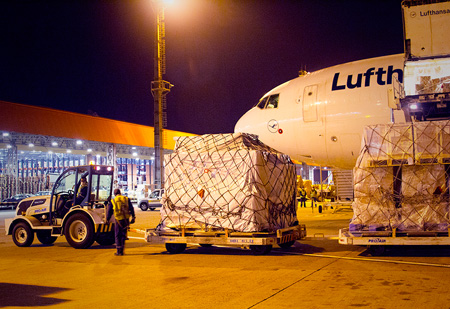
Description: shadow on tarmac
33,239,450,258
0,283,71,307
151,242,331,256
359,245,450,257
37,240,145,250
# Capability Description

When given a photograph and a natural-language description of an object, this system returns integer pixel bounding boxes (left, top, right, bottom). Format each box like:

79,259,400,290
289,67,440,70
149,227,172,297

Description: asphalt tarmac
1,204,450,308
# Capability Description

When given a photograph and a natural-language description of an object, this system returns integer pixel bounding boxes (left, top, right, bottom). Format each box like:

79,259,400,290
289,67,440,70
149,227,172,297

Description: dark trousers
115,219,129,253
300,198,306,207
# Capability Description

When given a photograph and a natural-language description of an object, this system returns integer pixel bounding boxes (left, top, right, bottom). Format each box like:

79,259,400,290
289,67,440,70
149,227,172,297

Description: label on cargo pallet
368,238,387,243
227,238,275,245
228,238,255,244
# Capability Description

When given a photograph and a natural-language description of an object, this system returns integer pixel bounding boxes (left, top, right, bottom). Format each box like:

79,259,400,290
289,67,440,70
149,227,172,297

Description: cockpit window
256,97,268,109
266,94,279,109
256,94,279,109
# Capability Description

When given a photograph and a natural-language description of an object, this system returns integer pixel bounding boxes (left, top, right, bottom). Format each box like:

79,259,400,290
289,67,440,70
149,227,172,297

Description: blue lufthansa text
332,65,403,91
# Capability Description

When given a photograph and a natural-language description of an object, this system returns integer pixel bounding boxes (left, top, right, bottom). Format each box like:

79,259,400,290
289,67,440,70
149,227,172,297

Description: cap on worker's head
114,188,121,195
81,175,87,180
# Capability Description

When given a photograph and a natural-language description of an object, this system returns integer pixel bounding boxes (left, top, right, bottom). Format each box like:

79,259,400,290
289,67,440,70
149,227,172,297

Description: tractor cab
50,165,114,221
15,165,114,220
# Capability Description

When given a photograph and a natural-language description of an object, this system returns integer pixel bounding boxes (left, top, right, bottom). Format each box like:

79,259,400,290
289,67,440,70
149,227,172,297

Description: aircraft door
303,85,318,122
297,84,327,165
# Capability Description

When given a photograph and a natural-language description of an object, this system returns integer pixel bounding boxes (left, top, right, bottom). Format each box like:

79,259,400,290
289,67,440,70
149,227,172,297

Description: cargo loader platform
131,224,306,255
339,228,450,255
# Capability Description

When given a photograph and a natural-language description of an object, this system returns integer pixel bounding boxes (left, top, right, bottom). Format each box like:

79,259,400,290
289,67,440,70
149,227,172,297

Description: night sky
0,0,404,135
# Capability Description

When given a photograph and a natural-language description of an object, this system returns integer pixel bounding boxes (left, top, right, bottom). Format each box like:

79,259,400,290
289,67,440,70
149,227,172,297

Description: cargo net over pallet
159,133,297,233
351,120,450,232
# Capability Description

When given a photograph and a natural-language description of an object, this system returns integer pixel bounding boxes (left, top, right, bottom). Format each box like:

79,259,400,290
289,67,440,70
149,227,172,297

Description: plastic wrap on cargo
159,133,297,232
351,121,450,232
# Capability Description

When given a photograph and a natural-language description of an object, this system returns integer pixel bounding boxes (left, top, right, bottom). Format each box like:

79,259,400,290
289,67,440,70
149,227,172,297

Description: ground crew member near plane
299,187,307,208
311,187,318,207
106,188,136,256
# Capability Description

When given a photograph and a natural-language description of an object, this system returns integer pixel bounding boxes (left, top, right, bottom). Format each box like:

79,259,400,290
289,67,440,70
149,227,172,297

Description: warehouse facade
0,100,196,200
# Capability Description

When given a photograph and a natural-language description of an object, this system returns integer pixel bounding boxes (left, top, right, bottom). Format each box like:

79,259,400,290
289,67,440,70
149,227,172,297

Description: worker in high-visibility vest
311,187,318,207
106,188,136,256
299,187,307,208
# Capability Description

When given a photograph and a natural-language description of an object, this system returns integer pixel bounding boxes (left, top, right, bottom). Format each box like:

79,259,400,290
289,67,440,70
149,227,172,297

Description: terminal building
0,100,196,200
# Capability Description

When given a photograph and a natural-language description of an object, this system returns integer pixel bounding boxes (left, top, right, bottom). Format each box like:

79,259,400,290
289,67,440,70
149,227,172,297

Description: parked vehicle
138,189,164,211
125,189,138,203
1,194,32,209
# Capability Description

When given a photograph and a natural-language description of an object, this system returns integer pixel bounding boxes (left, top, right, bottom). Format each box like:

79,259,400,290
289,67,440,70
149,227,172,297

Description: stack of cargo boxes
159,133,298,233
351,120,450,232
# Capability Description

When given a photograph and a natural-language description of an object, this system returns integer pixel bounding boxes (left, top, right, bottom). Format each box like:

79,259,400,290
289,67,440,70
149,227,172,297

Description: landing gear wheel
64,213,95,249
165,243,186,254
278,240,296,249
96,231,115,246
250,245,272,255
139,202,148,211
368,245,386,256
36,230,57,245
12,222,34,247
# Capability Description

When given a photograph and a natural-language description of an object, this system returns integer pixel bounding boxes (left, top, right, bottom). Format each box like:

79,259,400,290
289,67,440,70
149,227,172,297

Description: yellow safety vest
299,188,306,197
77,183,87,197
112,195,130,221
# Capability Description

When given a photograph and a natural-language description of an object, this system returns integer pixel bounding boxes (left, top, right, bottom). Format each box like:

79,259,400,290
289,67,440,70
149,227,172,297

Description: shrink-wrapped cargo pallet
159,133,297,233
351,121,450,232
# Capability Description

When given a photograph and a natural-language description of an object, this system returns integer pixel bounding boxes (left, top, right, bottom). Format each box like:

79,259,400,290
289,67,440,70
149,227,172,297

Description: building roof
0,100,196,150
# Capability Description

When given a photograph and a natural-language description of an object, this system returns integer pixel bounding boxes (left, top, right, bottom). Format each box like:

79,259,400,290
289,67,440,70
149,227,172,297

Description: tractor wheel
250,245,272,255
12,222,34,247
64,213,95,249
36,230,57,245
165,243,186,254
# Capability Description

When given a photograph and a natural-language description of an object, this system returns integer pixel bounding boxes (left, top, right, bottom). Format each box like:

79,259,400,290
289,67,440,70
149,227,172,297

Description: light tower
151,0,172,189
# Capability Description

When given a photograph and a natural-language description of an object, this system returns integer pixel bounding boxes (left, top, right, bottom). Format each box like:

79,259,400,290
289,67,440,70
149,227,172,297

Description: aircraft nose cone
234,117,243,133
234,114,248,133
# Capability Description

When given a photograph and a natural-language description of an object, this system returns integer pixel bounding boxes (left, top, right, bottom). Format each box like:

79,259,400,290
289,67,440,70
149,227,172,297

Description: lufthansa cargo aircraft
234,54,406,169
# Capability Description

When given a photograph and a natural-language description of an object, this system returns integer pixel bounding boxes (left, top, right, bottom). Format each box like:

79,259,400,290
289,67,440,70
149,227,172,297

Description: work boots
114,246,124,256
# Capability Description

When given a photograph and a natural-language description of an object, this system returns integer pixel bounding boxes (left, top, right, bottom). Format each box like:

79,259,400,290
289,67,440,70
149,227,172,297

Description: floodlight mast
151,1,172,189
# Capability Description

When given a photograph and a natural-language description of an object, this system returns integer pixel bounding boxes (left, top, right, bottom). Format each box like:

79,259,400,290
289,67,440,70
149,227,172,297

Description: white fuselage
235,54,405,169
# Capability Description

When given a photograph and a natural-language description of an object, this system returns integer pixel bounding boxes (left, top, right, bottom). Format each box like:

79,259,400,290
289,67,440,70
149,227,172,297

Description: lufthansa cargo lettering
420,9,450,17
332,65,403,91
